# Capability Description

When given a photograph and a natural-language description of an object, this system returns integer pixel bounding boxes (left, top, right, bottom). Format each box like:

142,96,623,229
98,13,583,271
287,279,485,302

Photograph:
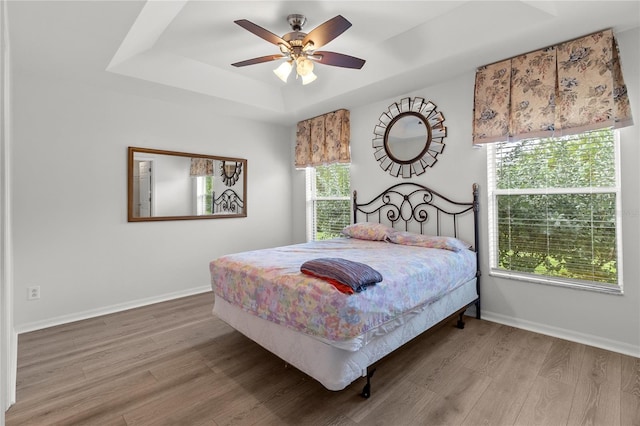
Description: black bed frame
352,182,481,397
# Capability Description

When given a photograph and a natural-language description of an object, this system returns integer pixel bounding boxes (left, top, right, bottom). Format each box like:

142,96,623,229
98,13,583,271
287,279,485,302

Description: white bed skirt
212,278,478,391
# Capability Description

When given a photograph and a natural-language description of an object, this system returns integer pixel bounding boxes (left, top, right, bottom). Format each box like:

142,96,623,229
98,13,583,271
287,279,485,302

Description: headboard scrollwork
214,189,244,213
353,182,479,248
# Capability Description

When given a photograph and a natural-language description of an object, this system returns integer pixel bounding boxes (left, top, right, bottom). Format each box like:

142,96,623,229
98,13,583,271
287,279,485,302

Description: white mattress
213,277,477,391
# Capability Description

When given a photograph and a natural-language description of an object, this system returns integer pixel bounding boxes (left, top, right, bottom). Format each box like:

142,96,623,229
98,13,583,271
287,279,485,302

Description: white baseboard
15,292,639,358
15,286,212,334
481,310,640,358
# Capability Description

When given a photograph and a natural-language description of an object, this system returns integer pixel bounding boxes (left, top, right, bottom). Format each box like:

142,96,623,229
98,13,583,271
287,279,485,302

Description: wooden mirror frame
372,97,447,178
127,147,247,222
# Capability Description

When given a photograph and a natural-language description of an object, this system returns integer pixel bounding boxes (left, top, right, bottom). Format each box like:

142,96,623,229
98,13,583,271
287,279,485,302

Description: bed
209,182,480,397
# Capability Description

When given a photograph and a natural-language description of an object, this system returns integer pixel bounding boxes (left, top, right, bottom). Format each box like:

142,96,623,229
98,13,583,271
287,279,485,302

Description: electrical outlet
28,286,40,300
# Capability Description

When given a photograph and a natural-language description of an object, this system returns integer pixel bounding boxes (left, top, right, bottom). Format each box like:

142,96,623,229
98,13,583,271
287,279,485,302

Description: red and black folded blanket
300,257,383,295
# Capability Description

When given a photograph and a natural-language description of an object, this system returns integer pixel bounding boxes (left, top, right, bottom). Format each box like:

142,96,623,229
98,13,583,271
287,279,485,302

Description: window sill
489,269,623,295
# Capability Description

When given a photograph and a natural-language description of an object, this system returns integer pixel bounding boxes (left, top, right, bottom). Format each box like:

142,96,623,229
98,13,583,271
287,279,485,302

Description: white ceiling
7,1,640,126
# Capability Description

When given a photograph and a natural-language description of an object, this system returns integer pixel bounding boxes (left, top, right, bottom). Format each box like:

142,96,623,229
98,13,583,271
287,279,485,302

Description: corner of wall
1,0,17,417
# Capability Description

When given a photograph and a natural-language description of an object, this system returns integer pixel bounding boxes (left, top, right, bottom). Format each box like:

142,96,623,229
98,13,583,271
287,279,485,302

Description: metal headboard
353,182,479,251
213,189,244,213
353,182,481,319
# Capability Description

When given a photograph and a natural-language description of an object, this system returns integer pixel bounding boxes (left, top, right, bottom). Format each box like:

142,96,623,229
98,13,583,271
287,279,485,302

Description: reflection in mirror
372,97,446,178
128,147,247,221
221,161,242,186
385,113,430,163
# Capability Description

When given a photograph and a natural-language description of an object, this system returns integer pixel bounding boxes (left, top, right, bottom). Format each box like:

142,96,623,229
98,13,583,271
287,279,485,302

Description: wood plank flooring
6,292,640,425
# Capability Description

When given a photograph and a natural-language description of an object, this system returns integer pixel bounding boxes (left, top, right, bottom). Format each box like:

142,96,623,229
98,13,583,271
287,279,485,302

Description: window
487,128,622,294
195,176,214,215
306,163,351,241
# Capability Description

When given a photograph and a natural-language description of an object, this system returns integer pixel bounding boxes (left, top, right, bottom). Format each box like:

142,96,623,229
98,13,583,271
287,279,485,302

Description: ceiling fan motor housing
284,14,308,54
283,31,306,51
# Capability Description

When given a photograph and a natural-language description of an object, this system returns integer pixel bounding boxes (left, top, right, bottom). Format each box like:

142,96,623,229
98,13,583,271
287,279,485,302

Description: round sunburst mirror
372,97,446,178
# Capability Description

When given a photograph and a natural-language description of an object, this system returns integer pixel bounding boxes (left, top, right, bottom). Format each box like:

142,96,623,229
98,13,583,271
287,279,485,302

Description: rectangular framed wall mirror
128,147,247,222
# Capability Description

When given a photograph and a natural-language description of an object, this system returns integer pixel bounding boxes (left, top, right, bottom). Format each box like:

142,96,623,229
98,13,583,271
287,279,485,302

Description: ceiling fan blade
234,19,290,47
313,51,365,69
302,15,352,49
232,54,285,67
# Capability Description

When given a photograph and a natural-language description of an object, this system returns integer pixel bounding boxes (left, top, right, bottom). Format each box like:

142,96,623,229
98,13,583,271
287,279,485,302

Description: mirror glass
385,113,431,163
128,147,247,221
372,97,447,178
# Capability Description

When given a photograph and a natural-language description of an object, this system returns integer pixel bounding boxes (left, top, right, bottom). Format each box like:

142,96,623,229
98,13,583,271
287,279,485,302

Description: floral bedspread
209,238,476,342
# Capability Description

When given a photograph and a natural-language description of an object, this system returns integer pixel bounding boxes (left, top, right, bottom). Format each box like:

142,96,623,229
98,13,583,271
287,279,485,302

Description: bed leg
361,368,376,399
456,310,466,329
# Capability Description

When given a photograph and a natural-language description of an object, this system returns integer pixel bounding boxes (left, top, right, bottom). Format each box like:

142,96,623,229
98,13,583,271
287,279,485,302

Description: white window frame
305,165,351,242
486,130,623,295
194,175,214,215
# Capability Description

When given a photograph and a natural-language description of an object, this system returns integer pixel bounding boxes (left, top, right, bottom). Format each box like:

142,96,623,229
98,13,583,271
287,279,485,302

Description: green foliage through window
308,164,351,241
196,176,215,215
489,128,620,288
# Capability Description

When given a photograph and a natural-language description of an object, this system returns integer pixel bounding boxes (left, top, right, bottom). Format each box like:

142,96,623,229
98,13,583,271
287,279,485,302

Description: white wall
292,27,640,356
11,70,292,330
1,0,16,418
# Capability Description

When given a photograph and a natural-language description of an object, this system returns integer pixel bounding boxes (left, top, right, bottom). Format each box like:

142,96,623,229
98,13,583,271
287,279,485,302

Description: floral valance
189,158,214,177
473,29,633,144
295,109,351,168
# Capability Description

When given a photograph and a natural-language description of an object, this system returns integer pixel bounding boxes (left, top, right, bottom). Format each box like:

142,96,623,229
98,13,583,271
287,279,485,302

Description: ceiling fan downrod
287,14,306,31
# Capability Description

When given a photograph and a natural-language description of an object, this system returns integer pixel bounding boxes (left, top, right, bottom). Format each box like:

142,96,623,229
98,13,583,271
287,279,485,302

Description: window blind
487,128,622,293
306,164,351,241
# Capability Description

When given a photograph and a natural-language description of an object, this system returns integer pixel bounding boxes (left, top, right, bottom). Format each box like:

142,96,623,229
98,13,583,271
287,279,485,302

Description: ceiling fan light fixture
296,56,314,76
273,61,293,82
278,43,290,54
301,71,317,85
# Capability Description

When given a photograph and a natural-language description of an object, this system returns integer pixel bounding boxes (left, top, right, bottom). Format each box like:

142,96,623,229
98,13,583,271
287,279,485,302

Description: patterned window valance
473,29,633,144
189,158,214,177
295,109,351,168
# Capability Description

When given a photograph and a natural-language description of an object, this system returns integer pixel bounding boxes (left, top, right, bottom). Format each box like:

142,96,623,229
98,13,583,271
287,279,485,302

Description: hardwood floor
6,292,640,425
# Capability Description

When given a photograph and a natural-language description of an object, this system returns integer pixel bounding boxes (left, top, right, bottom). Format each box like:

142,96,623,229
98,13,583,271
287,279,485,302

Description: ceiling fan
231,14,366,85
